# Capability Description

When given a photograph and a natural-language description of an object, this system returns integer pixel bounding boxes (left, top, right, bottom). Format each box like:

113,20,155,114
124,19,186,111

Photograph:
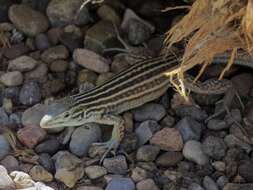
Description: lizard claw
92,139,120,164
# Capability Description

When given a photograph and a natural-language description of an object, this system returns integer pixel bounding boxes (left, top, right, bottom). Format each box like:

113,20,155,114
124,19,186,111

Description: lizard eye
64,112,70,118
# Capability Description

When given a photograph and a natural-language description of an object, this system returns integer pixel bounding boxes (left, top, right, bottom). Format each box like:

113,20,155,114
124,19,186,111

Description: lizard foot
93,139,120,164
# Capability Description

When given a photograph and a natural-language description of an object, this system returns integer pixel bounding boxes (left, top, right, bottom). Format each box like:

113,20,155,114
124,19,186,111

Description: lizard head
40,97,87,128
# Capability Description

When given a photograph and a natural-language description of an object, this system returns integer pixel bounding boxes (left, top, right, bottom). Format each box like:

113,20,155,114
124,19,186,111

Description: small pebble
131,167,151,182
183,140,209,165
202,136,227,160
103,155,128,175
41,45,69,63
38,153,55,173
73,48,110,73
19,81,41,106
49,60,68,72
176,117,203,142
156,151,183,167
0,165,15,189
135,120,161,146
136,178,159,190
203,176,219,190
17,125,47,148
69,124,101,157
105,177,135,190
0,71,23,87
8,55,37,72
35,138,60,155
136,145,160,162
84,165,107,179
0,155,19,172
53,151,84,188
29,165,53,182
35,33,50,50
0,135,11,160
132,103,166,122
150,128,183,151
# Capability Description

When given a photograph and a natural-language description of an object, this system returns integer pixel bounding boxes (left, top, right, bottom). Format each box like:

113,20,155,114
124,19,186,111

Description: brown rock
9,5,49,36
73,49,110,73
17,125,47,148
150,128,183,151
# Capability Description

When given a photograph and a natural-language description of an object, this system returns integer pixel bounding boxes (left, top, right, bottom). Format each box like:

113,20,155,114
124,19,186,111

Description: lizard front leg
92,114,125,162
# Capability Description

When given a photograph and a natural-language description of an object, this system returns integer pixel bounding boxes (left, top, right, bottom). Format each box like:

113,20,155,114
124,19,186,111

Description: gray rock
35,33,50,50
127,19,152,45
84,165,107,179
132,103,166,122
136,178,159,190
136,145,160,162
2,87,20,104
9,113,21,125
69,124,101,157
8,56,38,72
202,136,227,160
38,153,55,173
131,167,151,182
175,105,208,121
19,81,41,106
203,176,219,190
21,103,47,126
216,176,228,189
53,151,84,188
238,161,253,182
46,0,91,27
160,115,175,128
224,134,252,153
0,135,10,160
0,107,9,125
120,133,138,153
156,151,183,167
183,140,209,165
121,9,155,34
50,60,68,73
0,71,23,87
0,155,19,172
97,4,121,25
24,63,48,82
41,45,69,63
59,29,83,52
9,4,49,36
207,119,228,130
135,120,160,146
105,177,135,190
2,43,29,59
176,117,203,142
84,20,117,54
103,155,128,175
0,165,15,189
188,183,204,190
35,139,60,155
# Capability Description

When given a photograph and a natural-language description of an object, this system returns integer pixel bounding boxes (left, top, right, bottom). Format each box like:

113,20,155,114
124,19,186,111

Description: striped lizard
39,51,253,160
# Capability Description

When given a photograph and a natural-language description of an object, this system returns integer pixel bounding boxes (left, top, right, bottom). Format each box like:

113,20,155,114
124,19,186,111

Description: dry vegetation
164,0,253,97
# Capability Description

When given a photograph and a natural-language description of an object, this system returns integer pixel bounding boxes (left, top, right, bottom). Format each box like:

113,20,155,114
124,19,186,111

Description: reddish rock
150,128,183,151
17,125,46,148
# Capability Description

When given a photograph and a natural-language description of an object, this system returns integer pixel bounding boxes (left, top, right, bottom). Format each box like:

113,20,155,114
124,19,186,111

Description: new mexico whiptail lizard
39,51,253,160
